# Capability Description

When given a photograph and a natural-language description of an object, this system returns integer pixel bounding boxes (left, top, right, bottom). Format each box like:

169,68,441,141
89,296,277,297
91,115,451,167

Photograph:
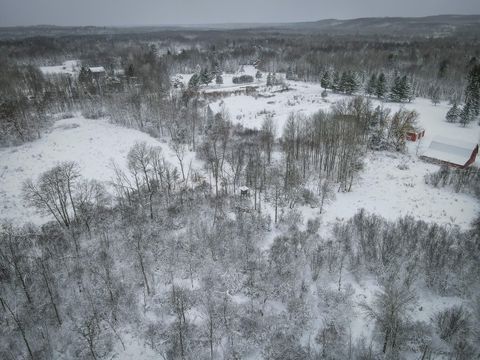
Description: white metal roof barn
421,136,479,168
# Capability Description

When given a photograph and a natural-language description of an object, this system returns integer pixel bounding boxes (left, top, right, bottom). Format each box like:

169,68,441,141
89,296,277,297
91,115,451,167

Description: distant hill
279,15,480,37
1,15,479,40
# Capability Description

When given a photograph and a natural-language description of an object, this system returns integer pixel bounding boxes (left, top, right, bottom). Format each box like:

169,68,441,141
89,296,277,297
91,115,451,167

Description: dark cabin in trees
239,186,250,197
421,136,479,168
89,66,106,80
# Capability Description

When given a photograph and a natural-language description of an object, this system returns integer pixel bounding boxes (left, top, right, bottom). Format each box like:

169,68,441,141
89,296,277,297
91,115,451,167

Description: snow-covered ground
1,78,478,230
208,78,480,229
1,73,478,230
209,80,332,132
0,116,196,224
40,60,81,75
209,78,479,148
320,151,479,229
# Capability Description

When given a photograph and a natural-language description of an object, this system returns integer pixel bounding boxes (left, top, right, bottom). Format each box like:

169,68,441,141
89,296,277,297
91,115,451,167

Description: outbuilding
239,186,250,197
421,136,479,168
89,66,106,79
406,128,425,142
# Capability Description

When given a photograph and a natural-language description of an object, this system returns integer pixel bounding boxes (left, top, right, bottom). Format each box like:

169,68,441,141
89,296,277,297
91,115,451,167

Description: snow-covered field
209,77,480,229
1,71,479,230
1,77,479,230
0,116,196,224
173,64,263,91
210,78,479,147
209,80,332,132
321,151,479,228
40,60,81,75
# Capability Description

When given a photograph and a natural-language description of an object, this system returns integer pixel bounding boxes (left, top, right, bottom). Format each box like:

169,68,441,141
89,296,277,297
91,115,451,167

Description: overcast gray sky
0,0,479,27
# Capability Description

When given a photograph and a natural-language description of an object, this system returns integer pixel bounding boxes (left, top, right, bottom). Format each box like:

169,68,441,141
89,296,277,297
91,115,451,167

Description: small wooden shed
239,186,250,197
406,128,425,142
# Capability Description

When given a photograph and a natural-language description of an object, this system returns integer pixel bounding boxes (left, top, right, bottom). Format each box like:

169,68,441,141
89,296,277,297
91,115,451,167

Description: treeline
0,59,73,145
0,44,171,145
2,27,479,145
426,165,480,197
2,27,479,98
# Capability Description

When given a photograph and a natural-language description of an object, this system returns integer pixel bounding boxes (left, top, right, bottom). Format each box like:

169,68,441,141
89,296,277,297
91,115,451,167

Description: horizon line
1,13,479,29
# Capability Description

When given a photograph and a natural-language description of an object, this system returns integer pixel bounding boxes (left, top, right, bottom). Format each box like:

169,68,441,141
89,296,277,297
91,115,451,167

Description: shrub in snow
81,106,106,119
232,75,254,84
434,306,470,344
425,165,480,196
300,188,319,208
280,208,303,231
262,332,308,360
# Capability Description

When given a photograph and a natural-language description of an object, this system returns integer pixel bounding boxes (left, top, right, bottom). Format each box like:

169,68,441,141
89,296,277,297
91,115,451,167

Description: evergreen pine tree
266,73,273,87
464,64,480,118
125,64,134,78
390,75,411,102
78,66,93,86
215,74,223,85
366,74,377,96
321,71,331,90
199,68,212,85
368,106,388,150
339,71,348,93
344,71,359,95
459,104,473,127
271,73,278,86
375,73,387,99
188,73,200,88
445,103,460,123
255,70,262,80
331,71,341,92
401,76,414,102
390,76,403,102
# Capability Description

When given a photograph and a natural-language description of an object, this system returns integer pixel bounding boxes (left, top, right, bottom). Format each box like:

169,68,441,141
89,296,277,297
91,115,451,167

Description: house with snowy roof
89,66,106,79
421,136,479,169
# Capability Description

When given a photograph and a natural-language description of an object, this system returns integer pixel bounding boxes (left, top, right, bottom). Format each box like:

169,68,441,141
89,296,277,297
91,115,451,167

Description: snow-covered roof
422,136,478,166
40,60,81,75
89,66,106,73
239,186,249,191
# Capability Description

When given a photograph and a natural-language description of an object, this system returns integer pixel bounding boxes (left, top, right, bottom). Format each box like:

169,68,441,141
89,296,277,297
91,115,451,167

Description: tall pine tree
464,64,480,118
390,76,403,102
390,75,412,102
366,74,377,96
459,104,473,127
331,71,341,93
343,71,359,95
375,73,387,99
445,103,460,123
321,71,331,90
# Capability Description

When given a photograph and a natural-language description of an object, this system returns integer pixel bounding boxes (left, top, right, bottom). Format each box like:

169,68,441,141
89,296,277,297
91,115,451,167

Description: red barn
406,128,425,142
421,136,479,168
